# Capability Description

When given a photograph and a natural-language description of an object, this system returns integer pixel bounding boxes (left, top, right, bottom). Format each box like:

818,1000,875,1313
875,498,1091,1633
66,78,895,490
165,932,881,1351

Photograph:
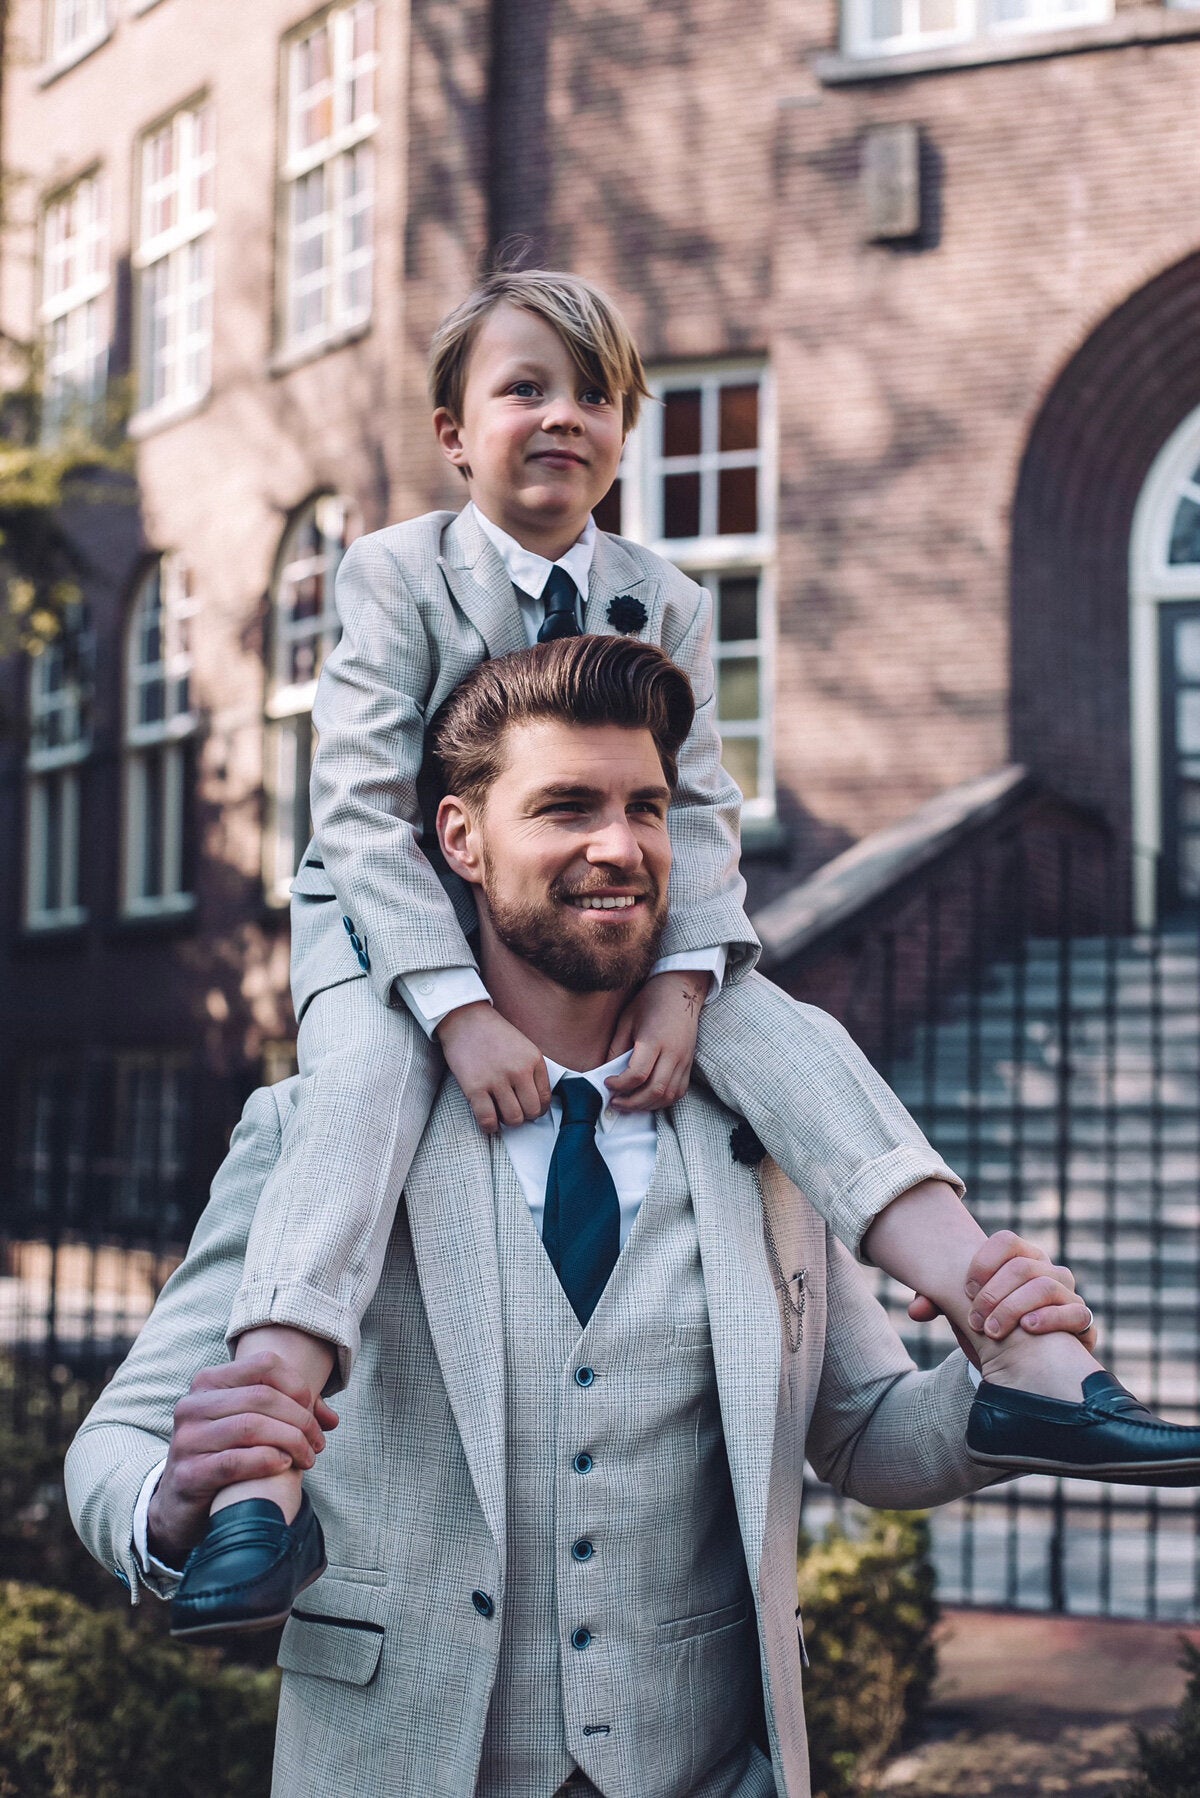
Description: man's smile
563,892,641,912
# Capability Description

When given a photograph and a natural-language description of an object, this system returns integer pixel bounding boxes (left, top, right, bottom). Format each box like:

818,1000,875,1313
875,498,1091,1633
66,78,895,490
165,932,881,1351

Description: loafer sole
967,1445,1200,1486
169,1551,328,1640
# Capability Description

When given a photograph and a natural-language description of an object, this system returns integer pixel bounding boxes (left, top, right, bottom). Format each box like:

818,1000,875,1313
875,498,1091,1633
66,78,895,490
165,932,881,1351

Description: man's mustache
553,873,659,904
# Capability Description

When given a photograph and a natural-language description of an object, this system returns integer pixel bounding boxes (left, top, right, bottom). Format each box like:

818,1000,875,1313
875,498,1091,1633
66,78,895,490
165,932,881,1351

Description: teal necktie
536,564,581,641
542,1078,620,1325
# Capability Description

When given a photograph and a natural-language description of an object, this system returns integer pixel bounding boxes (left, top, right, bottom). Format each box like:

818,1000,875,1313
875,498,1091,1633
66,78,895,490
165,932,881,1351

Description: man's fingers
964,1231,1047,1299
314,1396,340,1431
177,1447,297,1500
1020,1300,1098,1351
979,1274,1072,1341
176,1382,326,1454
193,1353,316,1412
967,1255,1058,1328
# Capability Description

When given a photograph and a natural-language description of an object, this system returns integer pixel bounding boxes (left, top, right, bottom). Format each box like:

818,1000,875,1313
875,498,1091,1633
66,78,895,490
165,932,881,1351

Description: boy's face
434,302,625,558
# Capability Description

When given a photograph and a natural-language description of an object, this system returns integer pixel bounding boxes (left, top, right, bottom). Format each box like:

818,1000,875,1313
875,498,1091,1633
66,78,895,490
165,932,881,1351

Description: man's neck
479,933,630,1072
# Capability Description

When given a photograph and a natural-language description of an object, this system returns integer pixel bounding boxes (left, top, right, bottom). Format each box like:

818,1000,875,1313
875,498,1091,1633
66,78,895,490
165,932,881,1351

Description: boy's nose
542,394,584,432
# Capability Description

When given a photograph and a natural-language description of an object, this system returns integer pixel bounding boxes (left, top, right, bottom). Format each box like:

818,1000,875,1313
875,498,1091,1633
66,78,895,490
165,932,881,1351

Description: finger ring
1078,1305,1094,1335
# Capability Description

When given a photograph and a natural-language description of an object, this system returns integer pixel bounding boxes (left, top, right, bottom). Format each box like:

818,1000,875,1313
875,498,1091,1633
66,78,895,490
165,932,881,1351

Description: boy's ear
437,793,483,885
433,406,471,478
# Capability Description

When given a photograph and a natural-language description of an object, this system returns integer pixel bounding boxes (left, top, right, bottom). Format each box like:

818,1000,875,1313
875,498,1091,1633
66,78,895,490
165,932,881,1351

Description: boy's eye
582,388,611,407
511,381,541,398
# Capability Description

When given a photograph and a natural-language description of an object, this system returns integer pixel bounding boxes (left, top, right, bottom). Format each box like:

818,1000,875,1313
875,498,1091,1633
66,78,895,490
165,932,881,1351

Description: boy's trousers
228,892,964,1390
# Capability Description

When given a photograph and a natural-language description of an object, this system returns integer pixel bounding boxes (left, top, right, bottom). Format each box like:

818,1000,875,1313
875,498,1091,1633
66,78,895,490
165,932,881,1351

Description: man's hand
147,1354,338,1567
908,1230,1098,1367
436,1001,552,1133
604,970,710,1113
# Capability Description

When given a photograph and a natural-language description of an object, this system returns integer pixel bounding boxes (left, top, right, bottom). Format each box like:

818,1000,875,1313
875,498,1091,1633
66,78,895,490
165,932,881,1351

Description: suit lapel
673,1091,781,1587
437,506,529,660
584,530,658,636
404,1077,507,1557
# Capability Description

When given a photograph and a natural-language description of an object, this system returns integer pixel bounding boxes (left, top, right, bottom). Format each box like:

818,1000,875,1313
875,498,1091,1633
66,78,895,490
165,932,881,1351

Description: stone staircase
818,932,1200,1618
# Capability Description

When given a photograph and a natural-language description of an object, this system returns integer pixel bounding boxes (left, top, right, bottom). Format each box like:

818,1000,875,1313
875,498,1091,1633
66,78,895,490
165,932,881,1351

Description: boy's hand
436,1001,552,1133
604,970,710,1114
908,1230,1098,1366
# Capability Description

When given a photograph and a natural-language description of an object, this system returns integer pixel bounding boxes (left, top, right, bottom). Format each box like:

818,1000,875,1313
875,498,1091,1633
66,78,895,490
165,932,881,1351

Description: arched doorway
1130,406,1200,923
1009,250,1200,927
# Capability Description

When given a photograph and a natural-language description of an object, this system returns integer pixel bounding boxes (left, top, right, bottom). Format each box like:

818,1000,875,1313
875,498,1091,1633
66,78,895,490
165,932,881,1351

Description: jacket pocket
657,1597,750,1643
289,859,338,899
278,1608,385,1686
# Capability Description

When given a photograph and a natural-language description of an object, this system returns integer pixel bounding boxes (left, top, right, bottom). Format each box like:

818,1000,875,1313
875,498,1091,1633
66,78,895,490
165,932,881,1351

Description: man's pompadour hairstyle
430,635,695,804
429,268,652,433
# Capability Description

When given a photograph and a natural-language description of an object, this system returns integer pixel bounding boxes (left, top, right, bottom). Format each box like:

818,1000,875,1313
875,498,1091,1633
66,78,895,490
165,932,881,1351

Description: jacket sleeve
655,580,760,979
310,531,479,1008
64,1086,288,1602
804,1231,1004,1510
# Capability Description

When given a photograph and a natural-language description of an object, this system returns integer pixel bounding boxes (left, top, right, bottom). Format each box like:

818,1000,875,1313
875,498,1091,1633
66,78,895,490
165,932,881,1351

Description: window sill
268,320,373,379
114,896,197,936
38,26,114,85
816,4,1200,82
128,391,211,441
20,911,88,940
740,815,789,858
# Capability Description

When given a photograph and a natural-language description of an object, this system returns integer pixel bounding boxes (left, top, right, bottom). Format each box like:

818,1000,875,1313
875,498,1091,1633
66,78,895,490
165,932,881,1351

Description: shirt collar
471,502,596,605
543,1049,632,1133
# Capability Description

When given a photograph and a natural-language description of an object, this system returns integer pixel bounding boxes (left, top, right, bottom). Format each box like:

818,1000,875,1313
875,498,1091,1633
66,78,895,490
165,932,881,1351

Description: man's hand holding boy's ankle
436,1001,552,1133
605,970,710,1113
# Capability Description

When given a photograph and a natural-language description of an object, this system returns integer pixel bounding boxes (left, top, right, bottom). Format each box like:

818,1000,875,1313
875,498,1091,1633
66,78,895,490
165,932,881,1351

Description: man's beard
482,863,668,994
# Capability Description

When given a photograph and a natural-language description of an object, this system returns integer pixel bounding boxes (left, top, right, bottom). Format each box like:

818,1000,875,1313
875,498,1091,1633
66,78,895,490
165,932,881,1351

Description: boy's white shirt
392,503,727,1037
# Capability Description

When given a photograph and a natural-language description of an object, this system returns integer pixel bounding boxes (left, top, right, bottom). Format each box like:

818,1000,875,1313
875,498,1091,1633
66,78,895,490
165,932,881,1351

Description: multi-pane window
122,557,198,914
613,367,775,819
111,1052,192,1234
46,0,111,65
279,3,378,356
41,173,109,439
844,0,1109,54
263,496,353,902
25,616,91,929
134,101,215,422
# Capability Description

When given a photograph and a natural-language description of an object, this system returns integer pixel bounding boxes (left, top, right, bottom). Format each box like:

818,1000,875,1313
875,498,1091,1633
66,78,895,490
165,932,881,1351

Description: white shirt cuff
393,967,492,1037
649,945,728,1002
966,1359,982,1388
132,1459,186,1590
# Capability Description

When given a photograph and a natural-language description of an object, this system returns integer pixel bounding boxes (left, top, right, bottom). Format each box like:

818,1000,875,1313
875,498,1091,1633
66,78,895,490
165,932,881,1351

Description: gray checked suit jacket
66,1078,995,1798
302,505,760,1015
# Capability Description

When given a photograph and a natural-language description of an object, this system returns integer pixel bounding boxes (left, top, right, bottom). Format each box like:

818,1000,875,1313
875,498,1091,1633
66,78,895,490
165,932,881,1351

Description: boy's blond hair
429,269,652,433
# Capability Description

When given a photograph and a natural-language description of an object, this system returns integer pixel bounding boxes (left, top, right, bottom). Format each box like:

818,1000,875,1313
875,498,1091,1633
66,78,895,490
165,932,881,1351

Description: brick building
2,0,1199,1232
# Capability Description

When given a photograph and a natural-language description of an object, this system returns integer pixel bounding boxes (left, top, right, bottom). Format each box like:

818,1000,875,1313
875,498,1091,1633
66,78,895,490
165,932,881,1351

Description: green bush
0,1582,279,1798
1115,1640,1200,1798
798,1509,939,1798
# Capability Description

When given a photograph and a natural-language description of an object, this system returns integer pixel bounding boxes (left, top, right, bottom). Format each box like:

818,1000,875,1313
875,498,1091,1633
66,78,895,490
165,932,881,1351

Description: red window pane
662,389,701,458
719,384,758,453
663,472,700,539
717,577,758,642
718,466,757,536
592,480,622,535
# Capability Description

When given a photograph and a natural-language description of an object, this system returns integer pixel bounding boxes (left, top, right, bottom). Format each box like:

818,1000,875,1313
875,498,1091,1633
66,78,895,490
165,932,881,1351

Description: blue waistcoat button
357,950,370,971
471,1589,494,1618
342,916,355,933
573,1451,593,1475
571,1626,592,1650
571,1539,594,1563
574,1366,595,1388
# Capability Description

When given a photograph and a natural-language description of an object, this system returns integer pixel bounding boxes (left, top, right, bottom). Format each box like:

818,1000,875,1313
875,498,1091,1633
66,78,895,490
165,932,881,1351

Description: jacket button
573,1451,593,1475
349,933,363,952
571,1626,592,1650
574,1366,595,1388
356,951,371,971
471,1589,494,1618
342,916,355,933
571,1539,594,1563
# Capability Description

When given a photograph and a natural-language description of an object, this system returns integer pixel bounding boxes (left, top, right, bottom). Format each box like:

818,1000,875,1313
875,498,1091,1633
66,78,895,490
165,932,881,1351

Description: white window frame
620,362,777,824
40,170,109,440
122,556,199,917
45,0,112,71
263,495,353,903
24,621,91,930
132,99,215,431
842,0,1110,58
111,1050,191,1231
278,2,379,359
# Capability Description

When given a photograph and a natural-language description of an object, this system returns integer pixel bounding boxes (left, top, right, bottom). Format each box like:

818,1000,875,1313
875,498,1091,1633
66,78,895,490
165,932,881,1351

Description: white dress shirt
392,503,727,1037
131,1049,659,1585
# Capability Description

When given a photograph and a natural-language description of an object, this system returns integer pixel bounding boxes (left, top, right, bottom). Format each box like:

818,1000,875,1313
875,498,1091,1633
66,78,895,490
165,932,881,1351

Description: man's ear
433,407,472,480
437,793,484,885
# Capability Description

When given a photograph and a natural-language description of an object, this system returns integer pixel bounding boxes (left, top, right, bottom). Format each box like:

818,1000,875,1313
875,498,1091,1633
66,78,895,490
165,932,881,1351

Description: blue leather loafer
169,1494,327,1640
967,1371,1200,1485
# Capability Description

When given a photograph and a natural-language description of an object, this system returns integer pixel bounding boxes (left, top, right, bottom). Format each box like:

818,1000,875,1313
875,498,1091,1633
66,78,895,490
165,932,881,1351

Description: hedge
1115,1639,1200,1798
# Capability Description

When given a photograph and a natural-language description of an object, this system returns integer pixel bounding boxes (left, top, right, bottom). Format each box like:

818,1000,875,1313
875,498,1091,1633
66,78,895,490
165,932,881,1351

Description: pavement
878,1608,1200,1797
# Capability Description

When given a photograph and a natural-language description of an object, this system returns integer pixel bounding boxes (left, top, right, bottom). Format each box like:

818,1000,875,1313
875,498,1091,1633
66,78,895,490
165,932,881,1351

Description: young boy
172,270,1200,1634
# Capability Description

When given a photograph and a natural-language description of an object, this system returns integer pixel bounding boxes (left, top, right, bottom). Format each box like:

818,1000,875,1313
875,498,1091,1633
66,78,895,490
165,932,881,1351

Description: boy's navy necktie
534,564,582,641
541,1077,620,1326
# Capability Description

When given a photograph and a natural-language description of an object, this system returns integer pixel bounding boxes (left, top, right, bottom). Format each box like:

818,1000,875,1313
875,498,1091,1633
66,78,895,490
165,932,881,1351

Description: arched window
25,611,91,929
122,555,199,914
263,494,355,902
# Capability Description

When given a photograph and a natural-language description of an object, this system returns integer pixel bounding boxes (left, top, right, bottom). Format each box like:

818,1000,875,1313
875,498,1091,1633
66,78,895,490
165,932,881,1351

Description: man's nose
585,816,642,868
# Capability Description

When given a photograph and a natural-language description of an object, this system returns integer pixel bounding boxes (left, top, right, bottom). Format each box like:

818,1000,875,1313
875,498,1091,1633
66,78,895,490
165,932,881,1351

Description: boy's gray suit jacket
297,504,759,1017
65,1078,993,1798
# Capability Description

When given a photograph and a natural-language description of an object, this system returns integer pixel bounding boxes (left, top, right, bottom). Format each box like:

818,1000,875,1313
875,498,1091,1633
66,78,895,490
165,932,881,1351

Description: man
67,636,1099,1798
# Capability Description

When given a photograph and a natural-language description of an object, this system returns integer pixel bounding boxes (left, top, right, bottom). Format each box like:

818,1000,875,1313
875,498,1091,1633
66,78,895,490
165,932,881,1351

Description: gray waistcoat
475,1114,767,1798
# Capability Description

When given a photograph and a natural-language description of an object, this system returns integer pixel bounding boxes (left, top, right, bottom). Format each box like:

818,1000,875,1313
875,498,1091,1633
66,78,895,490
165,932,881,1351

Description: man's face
455,719,673,995
434,303,625,549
